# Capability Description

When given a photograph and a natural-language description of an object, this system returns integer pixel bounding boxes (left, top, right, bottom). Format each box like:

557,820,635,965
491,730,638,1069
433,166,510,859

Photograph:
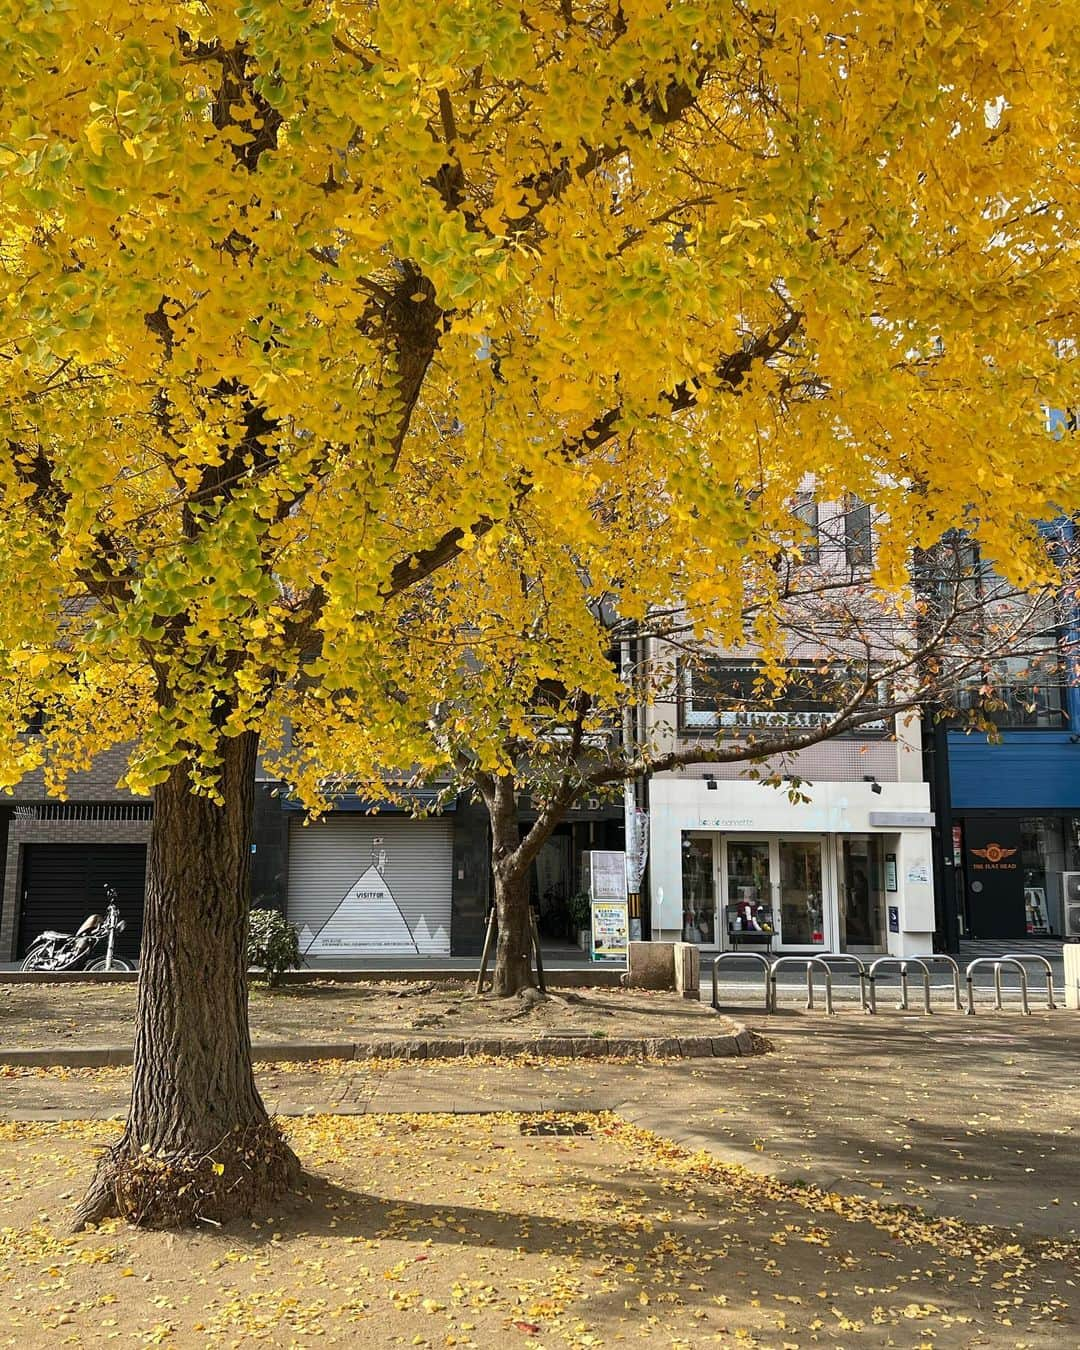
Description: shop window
839,837,886,950
680,835,716,944
1019,816,1067,935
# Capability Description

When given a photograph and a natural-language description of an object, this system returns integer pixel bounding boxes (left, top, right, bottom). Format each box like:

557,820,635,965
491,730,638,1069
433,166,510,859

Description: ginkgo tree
0,1,1076,1228
291,511,1078,998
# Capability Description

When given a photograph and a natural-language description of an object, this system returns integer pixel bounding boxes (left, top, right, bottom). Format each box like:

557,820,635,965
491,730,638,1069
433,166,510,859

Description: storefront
947,719,1080,941
649,778,936,957
952,811,1080,939
286,814,455,958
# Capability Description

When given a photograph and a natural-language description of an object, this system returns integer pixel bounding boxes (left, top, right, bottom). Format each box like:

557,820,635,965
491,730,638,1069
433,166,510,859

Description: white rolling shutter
287,816,453,957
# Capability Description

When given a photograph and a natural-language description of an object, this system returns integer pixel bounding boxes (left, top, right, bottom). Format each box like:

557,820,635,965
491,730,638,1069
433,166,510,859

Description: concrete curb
0,967,623,988
0,1024,760,1069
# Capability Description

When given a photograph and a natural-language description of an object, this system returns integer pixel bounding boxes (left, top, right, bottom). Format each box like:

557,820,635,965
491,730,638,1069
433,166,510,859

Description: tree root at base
74,1120,301,1231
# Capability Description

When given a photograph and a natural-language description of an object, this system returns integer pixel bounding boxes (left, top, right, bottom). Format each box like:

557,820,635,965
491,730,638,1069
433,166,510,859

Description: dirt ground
0,1111,1076,1349
0,981,721,1051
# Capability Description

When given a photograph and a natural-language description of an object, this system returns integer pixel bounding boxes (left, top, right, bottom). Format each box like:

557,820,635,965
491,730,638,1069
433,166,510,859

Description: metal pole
898,964,909,1011
821,965,834,1015
475,906,497,996
530,910,547,995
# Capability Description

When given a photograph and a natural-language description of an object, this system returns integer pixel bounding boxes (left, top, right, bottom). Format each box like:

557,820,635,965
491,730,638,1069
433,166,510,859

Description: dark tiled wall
450,795,490,956
250,784,290,914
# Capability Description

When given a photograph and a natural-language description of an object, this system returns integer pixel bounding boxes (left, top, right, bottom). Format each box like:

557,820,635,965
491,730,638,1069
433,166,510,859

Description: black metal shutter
18,844,147,960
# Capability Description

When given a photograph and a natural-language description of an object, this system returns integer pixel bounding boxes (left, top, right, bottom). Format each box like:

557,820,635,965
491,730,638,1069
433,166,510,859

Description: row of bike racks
711,950,1058,1016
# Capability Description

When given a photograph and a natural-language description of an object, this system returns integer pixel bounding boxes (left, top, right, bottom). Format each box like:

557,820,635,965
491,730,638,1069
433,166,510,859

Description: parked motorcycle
21,885,132,972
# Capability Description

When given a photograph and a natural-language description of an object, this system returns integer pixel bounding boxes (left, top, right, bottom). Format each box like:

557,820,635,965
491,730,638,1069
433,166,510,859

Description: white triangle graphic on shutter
307,864,419,955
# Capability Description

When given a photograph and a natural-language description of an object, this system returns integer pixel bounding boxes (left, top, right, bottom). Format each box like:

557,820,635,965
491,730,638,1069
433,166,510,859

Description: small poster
591,900,629,962
589,850,628,900
884,854,898,893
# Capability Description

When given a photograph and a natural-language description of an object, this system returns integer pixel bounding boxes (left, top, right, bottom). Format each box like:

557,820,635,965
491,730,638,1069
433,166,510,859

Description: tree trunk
486,776,535,997
491,863,535,997
75,730,299,1230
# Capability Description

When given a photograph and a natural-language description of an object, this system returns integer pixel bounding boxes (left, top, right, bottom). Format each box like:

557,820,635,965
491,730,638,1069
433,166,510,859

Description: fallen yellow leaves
0,1111,1074,1347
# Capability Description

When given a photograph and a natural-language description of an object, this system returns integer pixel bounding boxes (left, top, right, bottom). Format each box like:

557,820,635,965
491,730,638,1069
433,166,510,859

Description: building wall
0,814,152,959
947,728,1080,939
949,730,1080,811
8,743,141,803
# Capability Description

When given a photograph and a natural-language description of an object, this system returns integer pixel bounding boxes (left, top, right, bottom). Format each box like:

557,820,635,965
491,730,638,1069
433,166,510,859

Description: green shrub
247,908,301,986
567,892,592,932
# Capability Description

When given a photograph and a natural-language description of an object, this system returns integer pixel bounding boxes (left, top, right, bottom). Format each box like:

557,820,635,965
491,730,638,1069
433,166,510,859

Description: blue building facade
948,725,1080,939
944,511,1080,940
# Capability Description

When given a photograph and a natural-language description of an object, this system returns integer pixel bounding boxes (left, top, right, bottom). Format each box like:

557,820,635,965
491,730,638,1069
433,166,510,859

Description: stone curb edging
0,1025,759,1070
0,968,623,988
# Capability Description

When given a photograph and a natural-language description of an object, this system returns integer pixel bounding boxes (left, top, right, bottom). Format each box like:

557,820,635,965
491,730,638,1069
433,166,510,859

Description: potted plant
567,892,592,951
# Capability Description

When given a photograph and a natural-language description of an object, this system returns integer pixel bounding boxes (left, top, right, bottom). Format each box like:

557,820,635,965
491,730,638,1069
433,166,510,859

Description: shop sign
591,900,628,962
888,905,899,934
868,811,935,828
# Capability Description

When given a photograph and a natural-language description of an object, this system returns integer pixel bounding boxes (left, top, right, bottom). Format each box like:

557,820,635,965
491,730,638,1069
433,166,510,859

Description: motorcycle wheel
20,949,51,972
86,958,133,973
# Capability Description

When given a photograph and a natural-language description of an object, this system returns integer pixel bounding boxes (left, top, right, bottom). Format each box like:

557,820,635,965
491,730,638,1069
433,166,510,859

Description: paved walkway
5,1012,1077,1239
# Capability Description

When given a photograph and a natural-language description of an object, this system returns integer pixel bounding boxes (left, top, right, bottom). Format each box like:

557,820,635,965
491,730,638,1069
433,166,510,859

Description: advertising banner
591,899,629,962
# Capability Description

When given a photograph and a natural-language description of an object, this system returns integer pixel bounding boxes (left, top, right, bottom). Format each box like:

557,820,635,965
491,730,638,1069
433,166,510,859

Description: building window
22,706,45,736
680,658,887,734
843,495,873,570
791,492,820,565
956,646,1070,729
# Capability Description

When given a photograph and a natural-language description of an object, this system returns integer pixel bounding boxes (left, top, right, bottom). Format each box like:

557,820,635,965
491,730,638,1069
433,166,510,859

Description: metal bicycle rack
710,951,773,1012
768,955,834,1014
1000,953,1056,1010
964,957,1030,1015
866,957,933,1014
814,954,870,1011
915,954,963,1012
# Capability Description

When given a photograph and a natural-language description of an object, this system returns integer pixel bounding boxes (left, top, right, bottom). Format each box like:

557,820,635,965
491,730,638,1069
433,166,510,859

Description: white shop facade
648,777,936,958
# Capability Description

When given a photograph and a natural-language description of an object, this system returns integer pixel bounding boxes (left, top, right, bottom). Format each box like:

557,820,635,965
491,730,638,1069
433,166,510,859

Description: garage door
17,844,147,961
288,817,453,957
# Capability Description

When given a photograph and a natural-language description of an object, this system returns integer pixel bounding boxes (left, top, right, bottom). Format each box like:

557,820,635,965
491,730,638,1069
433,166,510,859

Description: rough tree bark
487,775,536,997
75,730,299,1229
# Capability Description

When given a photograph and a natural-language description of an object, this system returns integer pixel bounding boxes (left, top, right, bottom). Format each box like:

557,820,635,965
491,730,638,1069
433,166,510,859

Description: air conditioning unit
1063,872,1080,938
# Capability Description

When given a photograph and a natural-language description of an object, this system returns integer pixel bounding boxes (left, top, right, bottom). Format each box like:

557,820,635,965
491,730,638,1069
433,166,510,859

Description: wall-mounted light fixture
704,773,718,791
863,774,883,795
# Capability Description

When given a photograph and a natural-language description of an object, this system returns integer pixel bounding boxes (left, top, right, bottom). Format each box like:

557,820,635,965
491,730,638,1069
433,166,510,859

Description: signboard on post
591,900,629,961
584,850,628,962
